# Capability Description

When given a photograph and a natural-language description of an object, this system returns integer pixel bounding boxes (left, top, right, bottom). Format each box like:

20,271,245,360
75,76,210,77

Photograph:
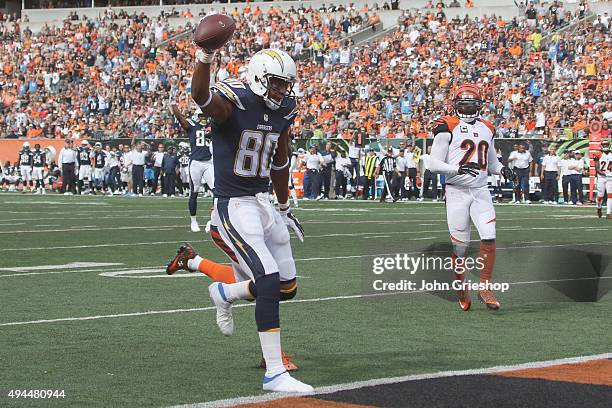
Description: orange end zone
235,397,374,408
494,359,612,387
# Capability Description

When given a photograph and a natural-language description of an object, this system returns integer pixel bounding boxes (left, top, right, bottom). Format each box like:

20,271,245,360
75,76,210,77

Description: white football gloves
278,203,304,242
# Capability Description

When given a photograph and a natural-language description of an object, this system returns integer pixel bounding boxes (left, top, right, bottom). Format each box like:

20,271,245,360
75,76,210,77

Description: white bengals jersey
598,153,612,180
432,116,495,188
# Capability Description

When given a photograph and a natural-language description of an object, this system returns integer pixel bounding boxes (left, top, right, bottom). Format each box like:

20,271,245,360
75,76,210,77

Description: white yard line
0,262,123,272
0,225,185,234
0,239,210,252
2,240,610,277
3,200,108,206
0,214,599,234
0,266,153,278
2,275,611,327
172,353,612,408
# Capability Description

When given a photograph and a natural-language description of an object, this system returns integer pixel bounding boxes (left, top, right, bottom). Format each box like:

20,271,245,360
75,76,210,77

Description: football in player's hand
193,14,236,51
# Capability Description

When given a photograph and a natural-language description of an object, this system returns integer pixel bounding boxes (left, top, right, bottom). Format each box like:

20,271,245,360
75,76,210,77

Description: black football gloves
501,166,516,182
457,162,480,177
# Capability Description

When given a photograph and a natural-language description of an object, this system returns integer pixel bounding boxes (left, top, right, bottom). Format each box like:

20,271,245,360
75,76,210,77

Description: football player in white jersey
16,142,34,192
596,140,612,219
428,84,515,311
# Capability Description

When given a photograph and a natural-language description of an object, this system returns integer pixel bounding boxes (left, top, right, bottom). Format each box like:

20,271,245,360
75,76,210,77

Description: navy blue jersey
93,151,106,169
78,147,92,165
162,153,178,173
32,150,45,167
18,149,33,166
187,120,212,162
210,79,297,198
179,154,190,167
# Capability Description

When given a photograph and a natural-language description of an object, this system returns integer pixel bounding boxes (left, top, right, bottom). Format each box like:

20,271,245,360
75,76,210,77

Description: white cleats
263,372,314,393
204,220,212,234
208,283,234,336
190,222,201,233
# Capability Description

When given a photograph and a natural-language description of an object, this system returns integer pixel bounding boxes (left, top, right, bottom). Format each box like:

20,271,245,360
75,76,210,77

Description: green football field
1,194,610,407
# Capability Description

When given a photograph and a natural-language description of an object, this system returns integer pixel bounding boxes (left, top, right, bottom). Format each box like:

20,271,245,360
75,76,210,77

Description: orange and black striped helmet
452,84,483,122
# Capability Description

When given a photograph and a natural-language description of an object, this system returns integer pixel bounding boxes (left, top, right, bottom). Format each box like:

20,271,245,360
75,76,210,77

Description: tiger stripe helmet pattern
453,84,484,123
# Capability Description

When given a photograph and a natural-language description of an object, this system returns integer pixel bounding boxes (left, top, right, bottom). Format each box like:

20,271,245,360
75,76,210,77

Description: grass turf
0,194,610,407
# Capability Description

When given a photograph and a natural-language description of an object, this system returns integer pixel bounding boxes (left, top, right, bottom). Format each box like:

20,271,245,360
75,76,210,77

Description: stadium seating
0,1,610,142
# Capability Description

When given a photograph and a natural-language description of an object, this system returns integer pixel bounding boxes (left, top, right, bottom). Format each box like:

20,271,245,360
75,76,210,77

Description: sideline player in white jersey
16,141,34,192
427,84,515,311
596,139,612,219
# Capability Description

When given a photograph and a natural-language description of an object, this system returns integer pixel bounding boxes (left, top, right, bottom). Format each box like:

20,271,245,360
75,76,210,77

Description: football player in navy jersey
92,142,107,194
16,142,34,193
31,144,47,194
176,142,191,197
2,161,19,191
165,47,310,393
171,102,215,232
77,140,94,195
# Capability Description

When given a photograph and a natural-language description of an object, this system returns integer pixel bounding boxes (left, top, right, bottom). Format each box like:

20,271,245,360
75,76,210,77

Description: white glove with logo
278,203,304,242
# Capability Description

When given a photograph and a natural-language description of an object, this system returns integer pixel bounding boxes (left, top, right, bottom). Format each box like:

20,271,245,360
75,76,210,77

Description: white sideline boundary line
169,353,612,408
2,275,611,327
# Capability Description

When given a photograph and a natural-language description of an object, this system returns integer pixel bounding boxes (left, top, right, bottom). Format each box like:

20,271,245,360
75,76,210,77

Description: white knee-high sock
259,330,285,377
290,188,298,205
224,280,253,302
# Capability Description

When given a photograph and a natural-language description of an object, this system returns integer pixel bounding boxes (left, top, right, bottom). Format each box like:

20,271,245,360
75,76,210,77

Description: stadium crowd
0,1,610,143
293,1,611,141
0,2,379,140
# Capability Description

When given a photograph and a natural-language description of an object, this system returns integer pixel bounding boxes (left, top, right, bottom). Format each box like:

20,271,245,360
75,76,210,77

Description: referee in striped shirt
362,148,379,200
376,148,398,202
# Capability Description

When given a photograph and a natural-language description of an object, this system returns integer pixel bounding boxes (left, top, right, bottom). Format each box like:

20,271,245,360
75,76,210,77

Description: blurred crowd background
0,0,610,143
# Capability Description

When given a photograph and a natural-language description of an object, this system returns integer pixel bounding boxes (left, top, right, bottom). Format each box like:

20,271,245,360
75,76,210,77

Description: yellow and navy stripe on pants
216,198,267,279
